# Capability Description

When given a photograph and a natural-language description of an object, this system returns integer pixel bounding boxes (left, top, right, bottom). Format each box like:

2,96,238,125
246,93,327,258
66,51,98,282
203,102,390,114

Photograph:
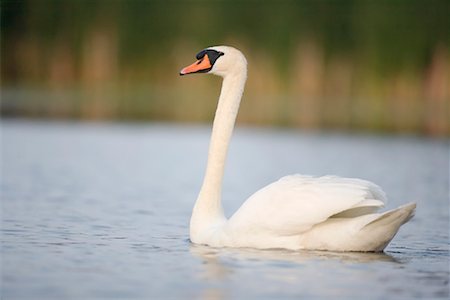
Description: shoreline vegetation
1,0,449,135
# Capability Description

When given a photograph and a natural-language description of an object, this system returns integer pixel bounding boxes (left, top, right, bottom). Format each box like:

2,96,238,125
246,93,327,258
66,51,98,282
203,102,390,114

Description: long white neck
190,67,247,240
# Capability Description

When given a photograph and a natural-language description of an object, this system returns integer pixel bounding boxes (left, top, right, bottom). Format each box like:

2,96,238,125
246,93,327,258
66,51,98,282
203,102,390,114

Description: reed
1,0,449,135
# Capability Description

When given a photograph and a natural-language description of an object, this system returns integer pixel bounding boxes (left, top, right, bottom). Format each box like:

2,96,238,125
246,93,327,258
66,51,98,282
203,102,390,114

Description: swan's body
180,46,415,252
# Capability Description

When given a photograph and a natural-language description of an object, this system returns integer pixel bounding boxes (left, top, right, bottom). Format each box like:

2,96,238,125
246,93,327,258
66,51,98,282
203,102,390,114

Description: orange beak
179,54,212,76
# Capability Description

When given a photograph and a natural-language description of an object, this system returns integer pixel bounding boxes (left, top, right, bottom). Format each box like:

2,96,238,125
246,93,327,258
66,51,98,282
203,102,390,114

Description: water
1,119,449,299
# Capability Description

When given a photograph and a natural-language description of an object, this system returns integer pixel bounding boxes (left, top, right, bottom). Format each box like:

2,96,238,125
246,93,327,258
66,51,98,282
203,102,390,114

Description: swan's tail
361,202,416,252
365,202,416,227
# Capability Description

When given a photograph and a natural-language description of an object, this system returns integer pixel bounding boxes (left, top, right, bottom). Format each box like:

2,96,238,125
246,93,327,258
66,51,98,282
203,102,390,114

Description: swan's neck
190,69,247,238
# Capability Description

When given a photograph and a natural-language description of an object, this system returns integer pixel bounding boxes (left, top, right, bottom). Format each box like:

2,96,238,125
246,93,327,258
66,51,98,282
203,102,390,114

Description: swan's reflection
191,243,399,267
190,243,400,297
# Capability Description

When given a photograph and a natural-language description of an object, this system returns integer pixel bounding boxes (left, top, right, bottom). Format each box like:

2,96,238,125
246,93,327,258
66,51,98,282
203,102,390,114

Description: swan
179,45,416,252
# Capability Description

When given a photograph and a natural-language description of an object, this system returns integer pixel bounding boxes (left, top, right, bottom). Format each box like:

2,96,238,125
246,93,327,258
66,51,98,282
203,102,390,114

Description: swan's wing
227,175,386,236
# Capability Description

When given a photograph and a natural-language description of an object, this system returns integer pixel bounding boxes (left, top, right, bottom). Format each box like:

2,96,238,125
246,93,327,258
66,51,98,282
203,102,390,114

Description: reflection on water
190,243,399,268
2,120,449,299
190,244,401,300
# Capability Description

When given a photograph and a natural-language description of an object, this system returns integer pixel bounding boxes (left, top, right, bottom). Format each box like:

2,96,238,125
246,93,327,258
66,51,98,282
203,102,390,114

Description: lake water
1,119,449,299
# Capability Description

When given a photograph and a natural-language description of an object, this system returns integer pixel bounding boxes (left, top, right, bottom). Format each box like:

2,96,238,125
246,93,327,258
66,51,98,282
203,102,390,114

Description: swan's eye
194,49,223,66
196,57,205,65
206,50,224,66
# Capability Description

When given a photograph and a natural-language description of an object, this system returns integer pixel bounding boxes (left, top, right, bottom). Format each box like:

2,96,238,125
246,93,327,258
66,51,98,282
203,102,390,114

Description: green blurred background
1,0,449,135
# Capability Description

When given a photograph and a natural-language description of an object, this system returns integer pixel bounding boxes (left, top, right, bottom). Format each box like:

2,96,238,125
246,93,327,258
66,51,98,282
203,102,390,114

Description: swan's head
179,46,247,78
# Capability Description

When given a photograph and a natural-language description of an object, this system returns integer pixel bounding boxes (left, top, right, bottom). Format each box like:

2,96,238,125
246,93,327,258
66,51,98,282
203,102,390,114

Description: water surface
2,120,449,299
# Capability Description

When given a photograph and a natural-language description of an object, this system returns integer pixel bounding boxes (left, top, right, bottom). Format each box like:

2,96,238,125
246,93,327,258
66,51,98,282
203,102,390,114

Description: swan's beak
179,54,212,76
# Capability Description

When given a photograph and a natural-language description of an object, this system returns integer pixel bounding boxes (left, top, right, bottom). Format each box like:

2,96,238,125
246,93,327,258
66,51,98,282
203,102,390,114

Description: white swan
180,45,416,252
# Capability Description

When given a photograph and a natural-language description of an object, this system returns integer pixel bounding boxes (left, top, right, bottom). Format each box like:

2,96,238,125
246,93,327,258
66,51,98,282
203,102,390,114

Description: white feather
228,175,385,235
